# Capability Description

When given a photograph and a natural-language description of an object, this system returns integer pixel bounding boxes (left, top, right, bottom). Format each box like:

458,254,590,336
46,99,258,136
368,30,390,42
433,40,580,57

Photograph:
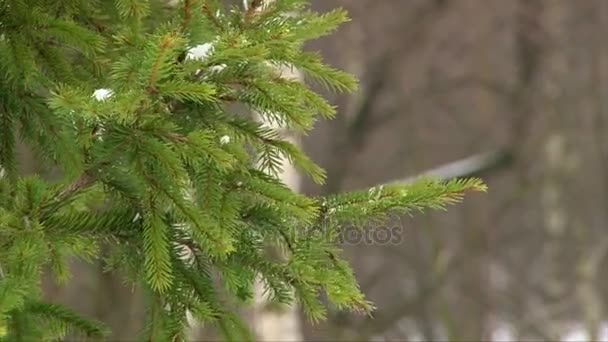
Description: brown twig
41,172,98,216
182,0,192,31
55,172,96,203
244,0,264,23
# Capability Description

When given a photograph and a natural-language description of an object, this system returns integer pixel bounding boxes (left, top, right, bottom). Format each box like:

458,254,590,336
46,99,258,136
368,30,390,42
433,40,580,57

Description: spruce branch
0,1,488,339
146,32,183,90
25,301,109,339
201,1,224,29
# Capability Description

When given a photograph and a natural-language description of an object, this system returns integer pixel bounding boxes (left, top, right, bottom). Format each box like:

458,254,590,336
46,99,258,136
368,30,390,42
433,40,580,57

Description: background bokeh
300,1,608,340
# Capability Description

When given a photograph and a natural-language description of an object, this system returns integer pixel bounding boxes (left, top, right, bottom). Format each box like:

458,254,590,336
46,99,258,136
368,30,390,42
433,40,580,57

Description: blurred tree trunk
580,3,608,339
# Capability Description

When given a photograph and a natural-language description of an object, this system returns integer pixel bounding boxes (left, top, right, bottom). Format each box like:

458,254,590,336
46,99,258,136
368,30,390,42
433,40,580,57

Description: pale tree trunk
188,1,304,339
252,57,304,342
243,2,303,341
580,2,608,339
538,2,570,339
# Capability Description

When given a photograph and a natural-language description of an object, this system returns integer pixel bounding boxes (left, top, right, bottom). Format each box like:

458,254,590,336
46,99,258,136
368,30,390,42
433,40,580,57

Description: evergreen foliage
0,0,486,340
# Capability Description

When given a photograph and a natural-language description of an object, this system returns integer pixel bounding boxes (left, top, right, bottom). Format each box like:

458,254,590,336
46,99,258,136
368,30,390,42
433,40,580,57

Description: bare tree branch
392,149,513,184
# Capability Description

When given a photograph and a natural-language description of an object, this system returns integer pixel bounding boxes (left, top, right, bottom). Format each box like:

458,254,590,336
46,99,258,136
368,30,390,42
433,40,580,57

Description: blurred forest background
27,0,608,341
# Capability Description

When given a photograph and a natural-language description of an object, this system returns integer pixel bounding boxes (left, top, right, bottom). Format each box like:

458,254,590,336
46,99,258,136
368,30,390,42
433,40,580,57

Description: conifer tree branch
147,33,179,90
201,2,223,30
25,301,109,339
0,1,487,339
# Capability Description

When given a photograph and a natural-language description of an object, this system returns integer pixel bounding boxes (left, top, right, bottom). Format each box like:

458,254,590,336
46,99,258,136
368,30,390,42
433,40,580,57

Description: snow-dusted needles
219,135,231,145
92,88,113,101
186,43,228,77
209,64,227,73
186,43,214,61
